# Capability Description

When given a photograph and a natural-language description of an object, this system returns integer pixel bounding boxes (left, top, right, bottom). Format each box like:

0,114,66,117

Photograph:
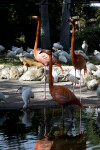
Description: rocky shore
0,64,100,110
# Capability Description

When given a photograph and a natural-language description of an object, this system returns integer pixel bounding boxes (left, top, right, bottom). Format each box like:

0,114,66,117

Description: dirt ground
0,79,99,110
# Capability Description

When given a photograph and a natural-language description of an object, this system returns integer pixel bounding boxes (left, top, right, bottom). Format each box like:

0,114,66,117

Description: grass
0,55,21,66
0,54,99,66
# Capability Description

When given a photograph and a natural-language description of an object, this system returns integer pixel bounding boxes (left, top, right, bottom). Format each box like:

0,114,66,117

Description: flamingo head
39,49,52,55
67,18,75,25
32,16,39,20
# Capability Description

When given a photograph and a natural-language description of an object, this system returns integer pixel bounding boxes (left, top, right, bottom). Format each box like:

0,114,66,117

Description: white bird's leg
28,99,30,109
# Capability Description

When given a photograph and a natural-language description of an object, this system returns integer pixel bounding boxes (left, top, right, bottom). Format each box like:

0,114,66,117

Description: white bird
97,84,100,99
66,73,79,92
11,46,18,51
53,42,63,50
92,70,100,78
0,92,7,102
19,111,34,127
7,50,17,62
15,47,23,54
58,55,67,63
82,41,88,54
27,47,33,53
86,62,97,71
17,86,34,110
94,50,100,61
0,45,5,52
23,51,34,59
74,50,88,60
52,68,58,83
0,114,7,126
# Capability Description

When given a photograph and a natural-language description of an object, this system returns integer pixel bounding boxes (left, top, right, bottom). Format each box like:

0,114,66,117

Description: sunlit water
0,107,100,150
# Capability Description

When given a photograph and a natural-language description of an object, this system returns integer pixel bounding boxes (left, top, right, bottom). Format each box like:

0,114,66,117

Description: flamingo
68,19,87,101
40,50,82,108
32,16,63,99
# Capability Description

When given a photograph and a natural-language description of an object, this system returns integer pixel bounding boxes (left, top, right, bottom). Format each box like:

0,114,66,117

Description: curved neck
71,23,75,57
49,55,53,89
34,19,40,51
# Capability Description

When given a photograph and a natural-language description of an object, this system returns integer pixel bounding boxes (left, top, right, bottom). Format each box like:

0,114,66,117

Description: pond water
0,107,100,150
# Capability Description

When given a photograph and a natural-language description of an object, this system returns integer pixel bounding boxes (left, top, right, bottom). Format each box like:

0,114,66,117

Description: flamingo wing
51,86,77,105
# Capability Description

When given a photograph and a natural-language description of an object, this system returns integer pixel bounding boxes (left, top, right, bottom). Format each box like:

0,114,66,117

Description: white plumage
0,92,7,102
74,50,88,60
23,51,34,59
27,47,33,53
52,68,58,83
86,62,97,71
82,41,88,53
19,111,34,127
53,42,63,50
92,70,100,78
66,74,79,84
0,45,5,52
58,50,71,60
15,47,23,54
17,86,34,110
94,50,100,61
58,55,67,63
66,73,79,92
7,50,16,58
97,84,100,99
11,46,18,51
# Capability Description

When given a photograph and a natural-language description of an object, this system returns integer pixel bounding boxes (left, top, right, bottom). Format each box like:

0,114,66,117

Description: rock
1,67,10,79
19,67,44,81
17,66,24,76
0,65,5,70
86,79,99,90
10,66,20,79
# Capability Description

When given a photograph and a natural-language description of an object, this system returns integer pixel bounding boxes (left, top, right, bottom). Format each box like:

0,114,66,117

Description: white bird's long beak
16,87,20,93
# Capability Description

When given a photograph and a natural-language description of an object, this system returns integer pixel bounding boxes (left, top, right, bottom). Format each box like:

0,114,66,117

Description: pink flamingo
32,16,63,99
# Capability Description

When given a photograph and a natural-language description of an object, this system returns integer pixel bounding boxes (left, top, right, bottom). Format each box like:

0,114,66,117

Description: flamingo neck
34,19,40,53
49,55,53,89
71,23,75,58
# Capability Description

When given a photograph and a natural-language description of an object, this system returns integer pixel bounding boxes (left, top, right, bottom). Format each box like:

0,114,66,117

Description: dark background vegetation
0,0,100,54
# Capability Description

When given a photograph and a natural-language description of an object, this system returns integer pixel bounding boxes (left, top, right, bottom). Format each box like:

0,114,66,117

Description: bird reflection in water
34,108,53,150
34,108,86,150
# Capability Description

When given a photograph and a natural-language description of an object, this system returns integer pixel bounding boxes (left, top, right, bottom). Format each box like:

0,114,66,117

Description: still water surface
0,107,100,150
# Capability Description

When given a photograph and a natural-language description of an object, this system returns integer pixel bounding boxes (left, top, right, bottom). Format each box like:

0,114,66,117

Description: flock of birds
0,16,100,112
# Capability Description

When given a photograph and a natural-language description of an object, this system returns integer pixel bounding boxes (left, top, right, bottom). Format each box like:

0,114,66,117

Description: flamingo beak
39,51,42,54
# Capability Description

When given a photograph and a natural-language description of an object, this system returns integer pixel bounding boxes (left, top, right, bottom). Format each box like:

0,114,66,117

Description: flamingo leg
75,68,76,85
44,66,46,100
80,70,82,102
80,108,82,134
72,83,75,93
79,70,82,134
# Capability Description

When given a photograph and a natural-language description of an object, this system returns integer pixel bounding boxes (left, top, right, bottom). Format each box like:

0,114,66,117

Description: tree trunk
40,0,51,49
60,0,71,52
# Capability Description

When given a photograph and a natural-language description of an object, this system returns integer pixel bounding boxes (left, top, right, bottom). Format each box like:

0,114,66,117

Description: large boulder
19,67,44,81
1,67,10,79
10,66,20,79
86,79,99,90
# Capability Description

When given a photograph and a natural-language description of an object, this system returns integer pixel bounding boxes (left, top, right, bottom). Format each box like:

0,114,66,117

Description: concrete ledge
0,79,99,110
